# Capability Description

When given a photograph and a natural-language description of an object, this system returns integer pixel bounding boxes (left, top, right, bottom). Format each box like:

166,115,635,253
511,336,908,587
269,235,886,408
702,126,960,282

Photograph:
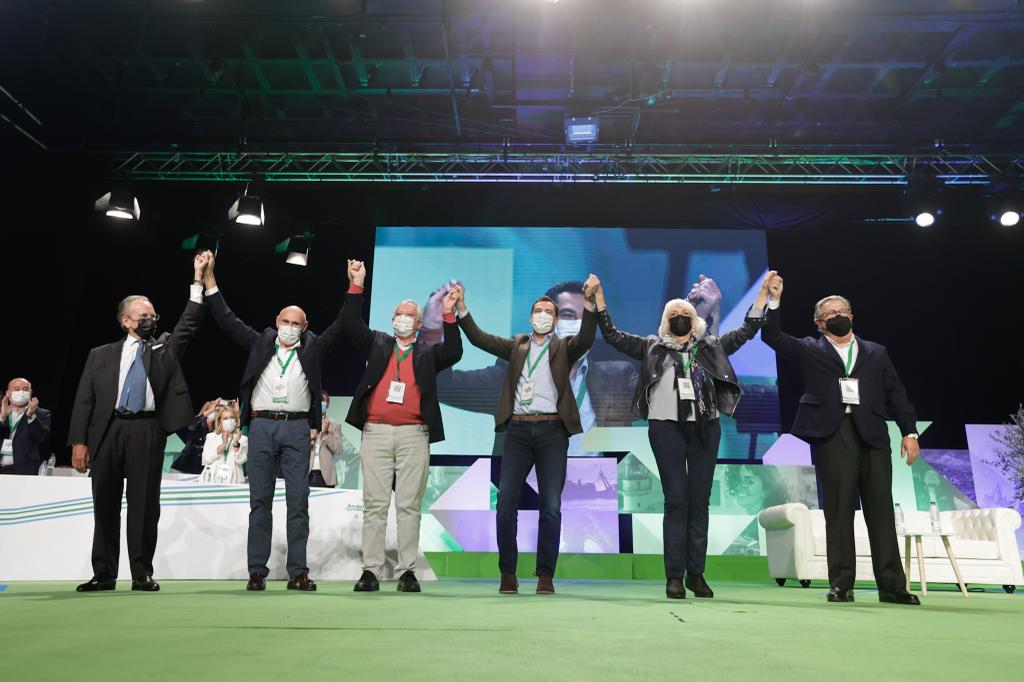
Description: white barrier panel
0,475,436,582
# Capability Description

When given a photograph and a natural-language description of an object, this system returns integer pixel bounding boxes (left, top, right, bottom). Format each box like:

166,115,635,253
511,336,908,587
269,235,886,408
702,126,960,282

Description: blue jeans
496,421,569,576
247,418,310,578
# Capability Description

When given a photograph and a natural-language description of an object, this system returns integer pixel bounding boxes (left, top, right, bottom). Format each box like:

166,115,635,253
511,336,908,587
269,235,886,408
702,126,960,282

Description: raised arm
717,270,774,356
757,274,803,363
565,275,598,364
590,277,647,361
453,286,515,360
433,287,463,370
340,259,375,358
200,251,262,350
167,253,211,358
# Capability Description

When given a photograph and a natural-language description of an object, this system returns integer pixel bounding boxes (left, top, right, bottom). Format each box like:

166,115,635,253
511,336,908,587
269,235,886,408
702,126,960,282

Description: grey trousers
359,423,431,578
247,418,310,579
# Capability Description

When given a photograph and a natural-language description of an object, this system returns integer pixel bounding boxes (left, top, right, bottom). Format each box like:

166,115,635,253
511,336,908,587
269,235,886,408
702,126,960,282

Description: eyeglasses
817,309,851,321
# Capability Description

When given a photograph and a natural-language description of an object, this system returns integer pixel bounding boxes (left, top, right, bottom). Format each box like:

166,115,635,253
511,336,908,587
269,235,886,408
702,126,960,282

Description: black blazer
171,413,209,474
1,407,51,474
68,301,205,458
205,290,345,430
341,291,463,444
761,307,917,450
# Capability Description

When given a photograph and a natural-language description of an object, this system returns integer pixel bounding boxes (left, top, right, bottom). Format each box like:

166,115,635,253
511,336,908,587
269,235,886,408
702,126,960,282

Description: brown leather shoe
246,572,266,591
536,574,555,595
287,572,317,591
499,573,519,594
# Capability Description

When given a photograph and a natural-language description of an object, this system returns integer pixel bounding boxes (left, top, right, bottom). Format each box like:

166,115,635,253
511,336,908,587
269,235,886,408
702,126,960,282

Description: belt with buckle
251,410,309,421
510,413,561,423
113,410,158,420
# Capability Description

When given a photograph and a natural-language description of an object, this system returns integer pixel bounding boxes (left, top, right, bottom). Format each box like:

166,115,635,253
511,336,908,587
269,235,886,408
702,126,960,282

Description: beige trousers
359,422,431,578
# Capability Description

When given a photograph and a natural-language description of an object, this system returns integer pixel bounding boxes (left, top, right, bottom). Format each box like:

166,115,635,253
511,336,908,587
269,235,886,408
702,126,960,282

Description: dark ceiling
2,0,1024,155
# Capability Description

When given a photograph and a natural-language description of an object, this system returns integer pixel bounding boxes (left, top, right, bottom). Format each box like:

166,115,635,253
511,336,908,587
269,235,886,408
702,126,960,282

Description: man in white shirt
0,378,51,475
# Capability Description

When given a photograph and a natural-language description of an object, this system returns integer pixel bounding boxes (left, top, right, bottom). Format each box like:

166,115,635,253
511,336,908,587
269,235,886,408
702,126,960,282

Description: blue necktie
117,340,148,414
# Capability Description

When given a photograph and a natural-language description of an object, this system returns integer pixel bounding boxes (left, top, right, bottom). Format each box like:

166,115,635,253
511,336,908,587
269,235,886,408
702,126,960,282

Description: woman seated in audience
200,402,248,484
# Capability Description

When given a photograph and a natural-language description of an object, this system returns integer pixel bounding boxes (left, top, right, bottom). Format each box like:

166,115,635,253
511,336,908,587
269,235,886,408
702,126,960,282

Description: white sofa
758,503,1024,593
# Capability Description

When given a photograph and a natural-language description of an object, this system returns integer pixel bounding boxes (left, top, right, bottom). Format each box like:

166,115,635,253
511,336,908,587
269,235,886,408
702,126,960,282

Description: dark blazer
205,290,344,430
436,357,638,427
760,306,917,450
68,301,205,458
171,413,209,474
341,292,463,444
1,407,51,474
597,306,765,420
458,309,597,434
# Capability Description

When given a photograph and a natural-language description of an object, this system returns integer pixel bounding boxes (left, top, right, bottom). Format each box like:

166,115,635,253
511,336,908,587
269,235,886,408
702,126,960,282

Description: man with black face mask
68,253,209,593
760,276,922,606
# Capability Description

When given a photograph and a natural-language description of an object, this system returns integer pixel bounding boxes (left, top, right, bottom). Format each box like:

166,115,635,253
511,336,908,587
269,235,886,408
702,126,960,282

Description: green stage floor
2,578,1023,682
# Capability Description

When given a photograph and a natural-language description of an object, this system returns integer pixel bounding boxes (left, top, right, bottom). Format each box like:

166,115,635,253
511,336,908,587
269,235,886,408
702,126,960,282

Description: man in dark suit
342,259,463,593
200,251,345,592
760,273,921,605
69,254,209,593
0,378,51,475
452,277,597,595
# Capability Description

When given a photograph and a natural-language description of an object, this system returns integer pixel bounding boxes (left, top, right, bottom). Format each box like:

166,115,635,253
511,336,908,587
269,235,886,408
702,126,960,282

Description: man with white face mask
1,378,51,475
200,251,346,593
453,279,597,595
342,260,462,593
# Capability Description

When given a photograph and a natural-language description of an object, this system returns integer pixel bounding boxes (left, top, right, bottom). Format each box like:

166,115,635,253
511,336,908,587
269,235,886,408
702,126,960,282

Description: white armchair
758,503,1023,593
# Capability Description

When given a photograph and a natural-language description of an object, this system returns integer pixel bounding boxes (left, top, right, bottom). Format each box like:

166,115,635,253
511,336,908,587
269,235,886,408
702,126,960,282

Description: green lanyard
575,379,589,409
275,343,297,377
526,341,550,378
222,434,234,461
394,343,414,380
842,341,855,376
7,412,24,437
678,345,700,374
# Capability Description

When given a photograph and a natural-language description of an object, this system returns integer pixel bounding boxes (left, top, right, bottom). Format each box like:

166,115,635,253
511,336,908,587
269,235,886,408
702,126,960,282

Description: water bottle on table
895,503,905,536
929,500,942,534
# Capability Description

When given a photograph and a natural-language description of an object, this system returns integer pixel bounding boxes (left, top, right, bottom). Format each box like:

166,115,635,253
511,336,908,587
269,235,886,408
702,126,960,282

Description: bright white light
914,211,935,227
106,209,134,220
999,210,1020,227
285,251,309,266
235,213,262,226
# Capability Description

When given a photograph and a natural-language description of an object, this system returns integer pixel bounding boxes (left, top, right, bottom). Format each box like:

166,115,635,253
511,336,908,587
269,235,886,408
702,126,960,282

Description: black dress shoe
879,588,921,605
666,577,686,599
287,572,317,592
685,573,714,598
76,577,116,593
131,576,160,592
246,572,266,591
397,570,421,593
826,586,854,602
353,570,380,592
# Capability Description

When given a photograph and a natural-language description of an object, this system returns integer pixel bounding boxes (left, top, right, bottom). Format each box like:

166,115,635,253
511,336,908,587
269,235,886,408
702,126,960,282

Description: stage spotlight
914,211,936,228
181,232,221,256
565,116,599,144
998,210,1020,227
276,232,312,267
95,190,140,221
228,189,265,226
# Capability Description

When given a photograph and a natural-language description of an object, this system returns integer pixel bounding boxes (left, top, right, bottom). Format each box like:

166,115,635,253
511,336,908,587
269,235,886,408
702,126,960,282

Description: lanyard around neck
394,343,414,380
678,345,700,374
275,342,297,377
526,341,550,378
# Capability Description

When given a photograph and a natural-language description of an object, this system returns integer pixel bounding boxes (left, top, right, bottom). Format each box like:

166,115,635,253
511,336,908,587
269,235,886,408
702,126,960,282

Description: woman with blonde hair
200,402,248,484
590,271,777,599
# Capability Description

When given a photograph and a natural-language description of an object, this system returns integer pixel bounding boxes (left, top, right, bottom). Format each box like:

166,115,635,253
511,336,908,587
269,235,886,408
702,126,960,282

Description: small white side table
901,532,968,597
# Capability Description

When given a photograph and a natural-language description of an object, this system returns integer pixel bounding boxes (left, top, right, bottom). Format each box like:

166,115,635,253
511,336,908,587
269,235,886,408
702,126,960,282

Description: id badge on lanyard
838,340,859,404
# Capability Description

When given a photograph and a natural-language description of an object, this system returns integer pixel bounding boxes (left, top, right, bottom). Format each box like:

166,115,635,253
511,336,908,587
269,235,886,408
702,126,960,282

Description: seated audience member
172,398,227,474
200,403,248,484
1,377,52,475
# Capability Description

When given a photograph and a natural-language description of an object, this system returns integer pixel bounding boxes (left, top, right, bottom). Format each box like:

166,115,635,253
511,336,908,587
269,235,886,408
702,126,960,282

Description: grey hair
117,295,152,327
812,295,852,322
658,299,708,339
7,377,31,391
394,299,422,322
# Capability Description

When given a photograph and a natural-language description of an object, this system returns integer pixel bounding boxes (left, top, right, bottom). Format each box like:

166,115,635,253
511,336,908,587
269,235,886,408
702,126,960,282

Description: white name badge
0,439,13,456
272,379,289,404
520,381,536,405
386,380,406,404
839,377,860,405
677,377,696,401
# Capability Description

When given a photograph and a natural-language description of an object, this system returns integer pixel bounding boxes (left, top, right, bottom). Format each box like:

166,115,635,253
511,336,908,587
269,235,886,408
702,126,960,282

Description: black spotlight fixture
905,174,943,228
95,190,140,221
276,232,313,266
181,232,222,256
228,185,265,226
986,175,1022,228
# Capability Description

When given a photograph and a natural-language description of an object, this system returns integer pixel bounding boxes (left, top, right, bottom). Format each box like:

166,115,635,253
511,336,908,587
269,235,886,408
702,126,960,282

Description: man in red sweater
341,259,463,592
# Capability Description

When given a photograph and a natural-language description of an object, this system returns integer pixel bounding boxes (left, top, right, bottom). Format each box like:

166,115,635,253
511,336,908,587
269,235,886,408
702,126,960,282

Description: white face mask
278,324,301,346
393,314,417,338
221,418,237,433
10,390,30,407
555,319,581,338
531,311,554,335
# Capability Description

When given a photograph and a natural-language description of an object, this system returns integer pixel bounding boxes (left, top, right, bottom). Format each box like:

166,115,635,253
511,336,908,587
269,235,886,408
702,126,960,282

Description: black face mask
668,315,692,336
133,317,158,340
824,315,853,337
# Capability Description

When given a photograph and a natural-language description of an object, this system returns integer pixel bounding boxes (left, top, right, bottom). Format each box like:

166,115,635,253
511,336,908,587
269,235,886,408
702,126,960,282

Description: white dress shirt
824,334,858,414
1,406,32,465
251,339,311,413
567,357,597,455
513,334,558,415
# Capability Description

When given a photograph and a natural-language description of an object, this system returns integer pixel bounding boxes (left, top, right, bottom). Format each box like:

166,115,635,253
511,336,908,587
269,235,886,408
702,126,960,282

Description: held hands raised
442,286,460,315
753,270,779,309
767,272,783,300
347,259,366,287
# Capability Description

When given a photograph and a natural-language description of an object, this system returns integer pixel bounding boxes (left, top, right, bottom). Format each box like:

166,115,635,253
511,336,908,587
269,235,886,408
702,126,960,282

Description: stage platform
2,577,1022,681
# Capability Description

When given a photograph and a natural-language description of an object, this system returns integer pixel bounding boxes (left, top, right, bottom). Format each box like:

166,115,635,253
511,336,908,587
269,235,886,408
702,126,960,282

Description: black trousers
308,469,330,488
90,415,166,581
811,415,906,592
496,421,569,577
648,419,721,578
